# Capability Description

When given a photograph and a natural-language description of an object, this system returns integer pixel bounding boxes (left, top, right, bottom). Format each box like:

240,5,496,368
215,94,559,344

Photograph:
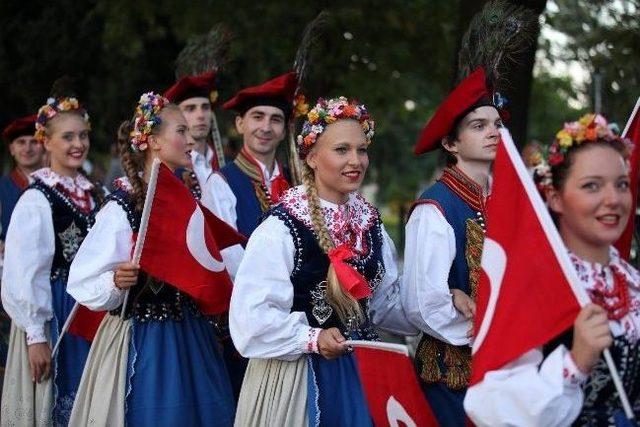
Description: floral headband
297,96,375,159
130,92,169,152
35,97,90,142
533,113,632,192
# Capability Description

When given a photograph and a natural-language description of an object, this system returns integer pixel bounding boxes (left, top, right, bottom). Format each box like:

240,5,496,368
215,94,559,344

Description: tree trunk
454,0,548,148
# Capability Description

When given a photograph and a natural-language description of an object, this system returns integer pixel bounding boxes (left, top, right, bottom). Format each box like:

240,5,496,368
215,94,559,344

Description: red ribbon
328,244,371,300
270,175,290,204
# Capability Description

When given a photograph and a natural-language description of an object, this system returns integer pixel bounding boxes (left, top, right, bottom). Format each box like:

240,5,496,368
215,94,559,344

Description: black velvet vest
29,179,99,283
270,204,386,340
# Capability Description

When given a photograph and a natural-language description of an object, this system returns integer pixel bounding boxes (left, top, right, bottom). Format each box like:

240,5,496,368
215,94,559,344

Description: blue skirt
307,353,373,427
125,307,235,426
50,276,91,426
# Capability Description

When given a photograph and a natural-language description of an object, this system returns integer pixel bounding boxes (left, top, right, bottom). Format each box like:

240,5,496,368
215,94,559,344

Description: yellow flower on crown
307,109,320,124
556,130,573,148
579,114,595,126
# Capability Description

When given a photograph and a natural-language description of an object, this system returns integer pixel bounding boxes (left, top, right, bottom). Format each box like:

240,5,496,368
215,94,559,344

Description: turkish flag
470,129,586,385
349,340,439,427
67,305,106,342
615,97,640,259
138,163,246,315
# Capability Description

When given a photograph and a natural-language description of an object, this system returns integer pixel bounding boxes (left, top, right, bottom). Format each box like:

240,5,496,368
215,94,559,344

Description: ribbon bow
328,243,371,300
270,175,290,203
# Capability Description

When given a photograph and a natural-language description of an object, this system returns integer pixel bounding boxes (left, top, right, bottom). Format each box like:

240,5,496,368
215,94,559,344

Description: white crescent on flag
473,237,507,353
186,204,225,272
386,396,416,427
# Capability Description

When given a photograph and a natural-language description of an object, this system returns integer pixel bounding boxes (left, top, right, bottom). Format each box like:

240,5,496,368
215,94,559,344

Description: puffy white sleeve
1,189,55,344
67,201,128,312
202,172,238,230
370,225,420,336
229,215,319,361
401,203,470,345
202,173,244,280
464,346,586,427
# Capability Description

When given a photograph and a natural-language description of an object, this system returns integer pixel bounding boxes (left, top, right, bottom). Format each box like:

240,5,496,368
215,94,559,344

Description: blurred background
1,0,638,244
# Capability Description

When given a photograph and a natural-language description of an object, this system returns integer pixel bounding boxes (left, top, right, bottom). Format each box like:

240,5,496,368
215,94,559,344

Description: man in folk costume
203,72,295,238
164,70,222,190
400,3,536,425
0,115,45,242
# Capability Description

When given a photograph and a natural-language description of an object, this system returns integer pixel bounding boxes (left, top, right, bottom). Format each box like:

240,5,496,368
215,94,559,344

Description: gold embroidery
465,218,485,301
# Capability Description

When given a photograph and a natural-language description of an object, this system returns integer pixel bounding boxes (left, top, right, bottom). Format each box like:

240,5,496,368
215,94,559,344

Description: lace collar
570,247,640,341
279,185,378,253
31,167,94,192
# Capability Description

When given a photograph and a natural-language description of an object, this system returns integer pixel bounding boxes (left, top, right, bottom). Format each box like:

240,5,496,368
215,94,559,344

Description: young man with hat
0,115,45,241
201,71,296,401
202,71,296,238
164,70,222,187
401,67,506,426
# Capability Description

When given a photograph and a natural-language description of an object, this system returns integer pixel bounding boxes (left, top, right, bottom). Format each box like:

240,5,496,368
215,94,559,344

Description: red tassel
328,244,371,300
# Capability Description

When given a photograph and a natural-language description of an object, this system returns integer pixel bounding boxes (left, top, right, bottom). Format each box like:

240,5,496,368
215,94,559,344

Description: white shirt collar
31,167,94,192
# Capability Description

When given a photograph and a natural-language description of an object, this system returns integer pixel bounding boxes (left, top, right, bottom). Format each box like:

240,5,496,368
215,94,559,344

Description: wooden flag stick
50,302,79,359
121,158,161,319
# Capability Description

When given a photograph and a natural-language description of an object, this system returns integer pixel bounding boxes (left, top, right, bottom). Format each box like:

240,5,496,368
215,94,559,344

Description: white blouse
1,168,95,345
229,186,414,362
464,247,640,426
401,203,471,346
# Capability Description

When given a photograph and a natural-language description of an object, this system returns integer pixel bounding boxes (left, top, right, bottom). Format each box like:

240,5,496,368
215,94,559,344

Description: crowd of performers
0,28,639,427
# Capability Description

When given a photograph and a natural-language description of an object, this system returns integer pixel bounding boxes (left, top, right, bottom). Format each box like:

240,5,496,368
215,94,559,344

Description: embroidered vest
411,167,487,390
29,179,99,283
270,205,385,339
105,189,200,322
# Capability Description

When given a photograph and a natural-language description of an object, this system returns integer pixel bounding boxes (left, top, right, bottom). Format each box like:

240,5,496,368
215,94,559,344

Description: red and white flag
68,305,106,342
348,340,439,427
137,163,246,315
470,129,589,385
615,96,640,259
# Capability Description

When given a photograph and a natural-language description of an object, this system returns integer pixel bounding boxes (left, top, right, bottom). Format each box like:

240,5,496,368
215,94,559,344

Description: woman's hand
317,327,347,360
452,289,476,319
571,304,613,373
114,262,139,290
27,342,51,383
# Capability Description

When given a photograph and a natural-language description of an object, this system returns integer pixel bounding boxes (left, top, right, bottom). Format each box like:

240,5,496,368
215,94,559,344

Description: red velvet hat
2,115,37,143
414,67,493,155
164,71,218,105
223,71,297,116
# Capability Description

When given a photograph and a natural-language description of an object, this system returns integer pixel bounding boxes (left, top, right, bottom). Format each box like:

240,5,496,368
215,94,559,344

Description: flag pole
211,112,226,168
622,97,640,138
120,158,161,319
50,302,79,359
501,128,635,420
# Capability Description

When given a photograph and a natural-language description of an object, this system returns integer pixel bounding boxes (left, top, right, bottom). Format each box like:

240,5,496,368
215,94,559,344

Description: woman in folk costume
230,97,411,427
67,93,235,427
1,97,104,425
465,114,640,426
0,115,46,384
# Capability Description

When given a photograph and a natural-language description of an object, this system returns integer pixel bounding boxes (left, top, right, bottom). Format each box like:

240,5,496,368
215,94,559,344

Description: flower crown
297,96,375,159
35,97,90,142
533,113,632,192
130,92,169,152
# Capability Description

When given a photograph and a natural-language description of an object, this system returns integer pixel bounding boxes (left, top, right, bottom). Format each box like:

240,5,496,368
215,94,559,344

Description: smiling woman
465,114,640,426
1,97,105,426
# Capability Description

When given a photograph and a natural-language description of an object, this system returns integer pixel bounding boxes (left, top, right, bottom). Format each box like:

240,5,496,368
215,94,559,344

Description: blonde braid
117,120,146,211
301,164,364,326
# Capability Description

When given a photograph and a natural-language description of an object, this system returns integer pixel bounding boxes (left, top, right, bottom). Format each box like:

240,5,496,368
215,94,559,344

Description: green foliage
543,0,640,126
527,70,587,143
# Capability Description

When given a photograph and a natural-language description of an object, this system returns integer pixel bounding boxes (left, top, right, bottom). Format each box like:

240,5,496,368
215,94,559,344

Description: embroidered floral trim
307,327,320,353
279,185,378,253
32,167,93,192
570,247,640,341
112,176,133,192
